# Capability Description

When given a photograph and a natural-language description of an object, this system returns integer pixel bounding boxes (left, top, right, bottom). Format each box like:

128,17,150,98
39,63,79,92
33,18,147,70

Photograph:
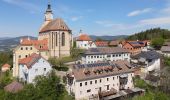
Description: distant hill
90,35,128,41
127,28,170,40
0,36,37,52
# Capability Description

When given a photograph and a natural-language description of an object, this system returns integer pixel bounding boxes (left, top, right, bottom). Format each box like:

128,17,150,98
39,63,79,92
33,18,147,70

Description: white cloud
127,8,153,17
139,17,170,25
70,16,83,21
2,0,40,13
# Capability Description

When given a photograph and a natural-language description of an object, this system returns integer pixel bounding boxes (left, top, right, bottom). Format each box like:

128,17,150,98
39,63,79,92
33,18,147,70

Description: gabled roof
71,60,133,81
95,41,109,47
132,51,160,60
77,34,92,41
4,81,23,93
2,63,10,68
20,38,48,51
39,18,71,33
161,46,170,52
19,53,41,69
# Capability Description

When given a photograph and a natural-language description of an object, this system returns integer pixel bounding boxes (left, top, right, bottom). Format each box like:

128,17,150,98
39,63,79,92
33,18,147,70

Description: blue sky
0,0,170,37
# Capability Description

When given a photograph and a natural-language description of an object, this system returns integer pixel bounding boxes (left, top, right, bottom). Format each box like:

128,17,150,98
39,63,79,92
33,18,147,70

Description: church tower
40,2,53,31
39,2,73,58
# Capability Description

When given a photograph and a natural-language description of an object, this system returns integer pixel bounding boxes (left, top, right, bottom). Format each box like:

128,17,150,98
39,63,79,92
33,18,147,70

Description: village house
161,46,170,57
1,63,10,72
66,60,144,100
94,41,109,47
19,53,52,83
81,47,130,64
13,3,72,77
131,51,160,75
76,34,96,49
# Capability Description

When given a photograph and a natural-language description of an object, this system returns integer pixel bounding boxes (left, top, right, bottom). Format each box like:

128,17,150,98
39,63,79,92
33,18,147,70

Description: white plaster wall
82,53,130,64
68,72,134,100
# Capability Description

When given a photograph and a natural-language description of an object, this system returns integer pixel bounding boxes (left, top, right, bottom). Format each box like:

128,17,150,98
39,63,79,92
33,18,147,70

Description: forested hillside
127,28,170,40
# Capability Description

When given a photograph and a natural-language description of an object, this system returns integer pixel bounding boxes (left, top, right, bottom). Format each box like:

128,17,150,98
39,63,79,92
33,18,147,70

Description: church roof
39,18,71,33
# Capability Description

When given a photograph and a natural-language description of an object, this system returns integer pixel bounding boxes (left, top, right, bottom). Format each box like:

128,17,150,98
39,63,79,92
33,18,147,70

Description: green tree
151,37,165,49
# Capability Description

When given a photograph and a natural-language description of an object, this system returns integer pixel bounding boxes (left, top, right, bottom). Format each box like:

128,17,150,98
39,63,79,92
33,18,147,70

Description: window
85,82,87,85
21,47,23,50
80,91,82,95
44,68,46,71
62,32,65,46
30,47,32,50
35,69,38,72
112,54,115,57
80,83,82,87
87,89,91,93
19,55,21,58
107,85,109,90
113,77,114,80
95,80,97,84
107,78,109,81
91,56,93,58
25,55,28,58
97,56,99,58
100,79,102,83
119,54,121,57
26,47,28,50
56,34,58,46
90,81,92,84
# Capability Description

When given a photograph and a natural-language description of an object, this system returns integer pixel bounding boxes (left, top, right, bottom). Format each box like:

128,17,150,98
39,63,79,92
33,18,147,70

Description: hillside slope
127,28,170,40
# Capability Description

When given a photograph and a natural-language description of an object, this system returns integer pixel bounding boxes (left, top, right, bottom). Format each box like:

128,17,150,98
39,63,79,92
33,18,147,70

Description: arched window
56,33,58,46
62,32,65,46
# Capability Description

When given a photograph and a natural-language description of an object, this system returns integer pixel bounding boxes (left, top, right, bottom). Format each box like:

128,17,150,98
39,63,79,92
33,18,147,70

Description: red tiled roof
95,41,109,47
77,34,92,41
4,81,23,93
109,40,119,46
2,63,10,68
39,18,71,33
20,38,48,51
19,53,41,69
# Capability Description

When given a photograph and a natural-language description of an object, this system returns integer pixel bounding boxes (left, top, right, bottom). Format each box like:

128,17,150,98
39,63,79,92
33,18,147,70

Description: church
12,3,73,77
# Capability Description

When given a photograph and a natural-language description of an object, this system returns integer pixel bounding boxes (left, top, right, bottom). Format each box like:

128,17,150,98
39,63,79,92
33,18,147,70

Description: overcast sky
1,0,170,37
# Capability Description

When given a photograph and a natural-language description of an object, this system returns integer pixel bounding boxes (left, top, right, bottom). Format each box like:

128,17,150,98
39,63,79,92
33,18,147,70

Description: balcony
99,88,117,98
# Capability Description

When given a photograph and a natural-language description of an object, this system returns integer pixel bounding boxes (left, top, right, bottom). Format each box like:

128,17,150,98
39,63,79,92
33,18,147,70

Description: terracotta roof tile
4,81,23,93
2,63,10,68
77,34,92,41
39,18,70,33
20,38,48,51
95,41,109,47
71,60,133,81
19,53,41,69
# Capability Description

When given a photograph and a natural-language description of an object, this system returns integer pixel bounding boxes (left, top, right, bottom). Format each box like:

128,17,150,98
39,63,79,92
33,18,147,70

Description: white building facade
82,47,130,64
131,51,160,74
19,53,52,83
66,61,135,100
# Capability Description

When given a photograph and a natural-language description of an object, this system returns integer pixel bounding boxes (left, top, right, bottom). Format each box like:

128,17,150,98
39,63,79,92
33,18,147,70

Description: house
76,34,96,49
19,53,52,83
122,40,150,55
94,41,109,47
161,46,170,57
109,40,120,47
4,81,23,93
13,3,73,77
1,63,10,72
122,41,142,55
81,47,130,64
66,60,144,100
131,51,160,74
